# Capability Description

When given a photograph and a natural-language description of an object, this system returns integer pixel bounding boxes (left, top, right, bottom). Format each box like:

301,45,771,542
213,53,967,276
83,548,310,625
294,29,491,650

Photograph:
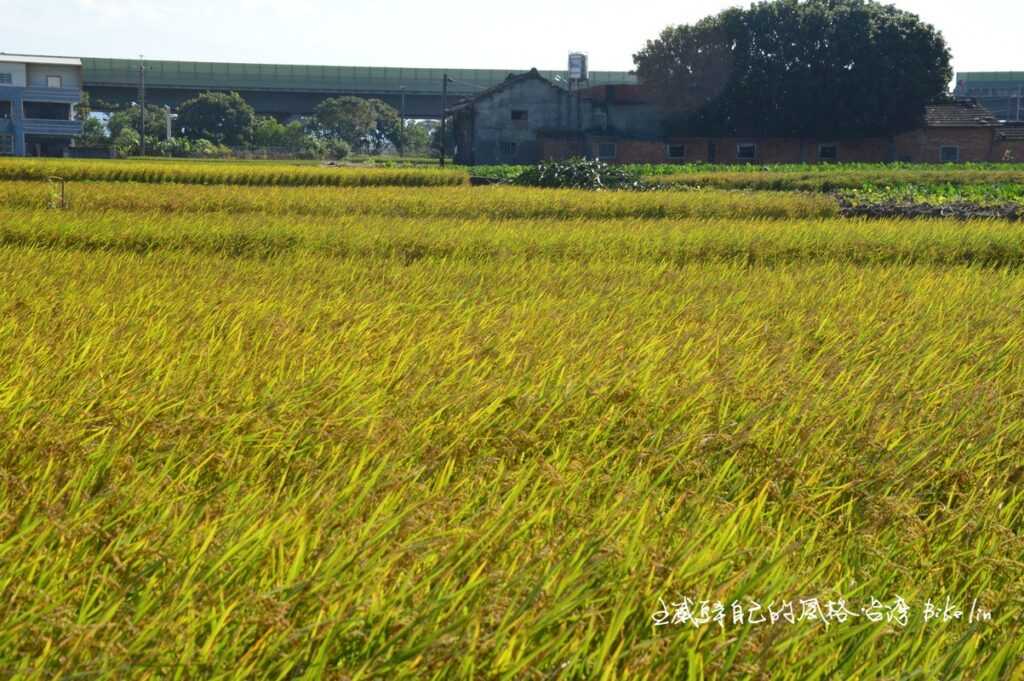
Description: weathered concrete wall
464,78,574,165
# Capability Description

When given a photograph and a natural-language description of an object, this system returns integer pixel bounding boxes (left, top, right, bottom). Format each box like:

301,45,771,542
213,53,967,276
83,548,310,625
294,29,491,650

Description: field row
1,181,837,220
1,243,1022,677
4,209,1024,267
0,158,467,187
5,158,1024,192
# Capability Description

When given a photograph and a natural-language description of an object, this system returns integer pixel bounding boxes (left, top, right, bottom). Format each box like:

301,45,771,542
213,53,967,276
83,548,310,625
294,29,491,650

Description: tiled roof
925,100,1001,127
997,125,1024,141
448,68,557,112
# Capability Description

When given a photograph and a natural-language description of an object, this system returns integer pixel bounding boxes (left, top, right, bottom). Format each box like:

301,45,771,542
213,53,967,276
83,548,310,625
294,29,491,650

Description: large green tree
177,91,257,146
312,96,375,150
400,121,433,156
108,104,170,141
367,99,402,154
633,0,953,138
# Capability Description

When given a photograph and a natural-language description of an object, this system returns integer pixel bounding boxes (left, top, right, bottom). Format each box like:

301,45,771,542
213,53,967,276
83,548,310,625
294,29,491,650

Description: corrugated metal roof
0,53,82,67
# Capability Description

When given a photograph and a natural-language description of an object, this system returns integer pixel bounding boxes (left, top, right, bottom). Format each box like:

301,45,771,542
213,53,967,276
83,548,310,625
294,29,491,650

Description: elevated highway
82,57,637,119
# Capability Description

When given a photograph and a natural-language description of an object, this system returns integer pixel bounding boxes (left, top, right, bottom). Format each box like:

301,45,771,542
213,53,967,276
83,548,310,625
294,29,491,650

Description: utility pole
399,85,406,157
440,74,449,167
138,55,146,157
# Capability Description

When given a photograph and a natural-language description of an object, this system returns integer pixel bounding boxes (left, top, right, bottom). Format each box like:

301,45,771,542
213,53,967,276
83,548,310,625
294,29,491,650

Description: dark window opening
818,144,838,161
940,146,960,163
666,144,686,160
737,143,757,160
500,141,517,156
597,142,616,160
0,134,13,155
23,101,70,120
0,73,12,85
511,110,528,121
0,101,11,119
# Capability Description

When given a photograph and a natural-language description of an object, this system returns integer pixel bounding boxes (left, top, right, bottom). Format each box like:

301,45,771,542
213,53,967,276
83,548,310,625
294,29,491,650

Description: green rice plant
647,169,1024,191
842,182,1024,207
472,161,1024,184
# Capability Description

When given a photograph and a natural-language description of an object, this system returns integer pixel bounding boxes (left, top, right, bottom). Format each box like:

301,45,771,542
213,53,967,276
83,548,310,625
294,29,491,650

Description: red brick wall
993,141,1024,163
536,128,1021,165
599,138,896,165
893,128,996,163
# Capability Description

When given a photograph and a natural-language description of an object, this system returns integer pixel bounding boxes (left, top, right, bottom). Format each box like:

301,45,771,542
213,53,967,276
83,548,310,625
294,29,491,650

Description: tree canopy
177,91,257,147
312,97,376,150
312,97,403,153
108,104,170,141
633,0,953,138
367,99,402,154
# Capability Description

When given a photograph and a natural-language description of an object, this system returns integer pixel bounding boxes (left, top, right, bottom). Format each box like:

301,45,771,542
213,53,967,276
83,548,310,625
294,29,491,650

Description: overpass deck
83,57,636,98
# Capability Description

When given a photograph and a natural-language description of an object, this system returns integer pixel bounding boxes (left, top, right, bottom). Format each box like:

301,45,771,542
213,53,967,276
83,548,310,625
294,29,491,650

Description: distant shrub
112,129,140,158
325,139,351,161
513,158,649,191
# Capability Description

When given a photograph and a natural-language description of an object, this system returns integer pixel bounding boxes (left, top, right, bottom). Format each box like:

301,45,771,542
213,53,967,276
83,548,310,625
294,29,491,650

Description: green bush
111,129,140,158
512,158,648,191
325,139,351,161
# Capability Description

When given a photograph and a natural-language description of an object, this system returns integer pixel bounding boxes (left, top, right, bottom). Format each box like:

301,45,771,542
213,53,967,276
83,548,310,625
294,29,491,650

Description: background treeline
76,91,441,160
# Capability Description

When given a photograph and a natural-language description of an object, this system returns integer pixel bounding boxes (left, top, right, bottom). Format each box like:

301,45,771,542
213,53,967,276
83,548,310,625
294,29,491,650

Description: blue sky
3,0,1021,76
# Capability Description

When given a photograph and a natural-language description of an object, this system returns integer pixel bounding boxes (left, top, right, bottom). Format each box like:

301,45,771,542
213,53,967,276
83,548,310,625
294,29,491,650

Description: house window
597,142,617,160
940,145,960,163
510,110,528,122
0,73,12,85
0,134,13,155
818,144,838,161
737,143,757,160
500,141,517,157
666,144,686,160
0,101,10,119
46,75,62,89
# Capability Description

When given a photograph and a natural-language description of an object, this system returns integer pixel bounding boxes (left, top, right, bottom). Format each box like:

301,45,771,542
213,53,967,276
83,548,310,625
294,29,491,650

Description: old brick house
451,69,663,165
450,71,1024,165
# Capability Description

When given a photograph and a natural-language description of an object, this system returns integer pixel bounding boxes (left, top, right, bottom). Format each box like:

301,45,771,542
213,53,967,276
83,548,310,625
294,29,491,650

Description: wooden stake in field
47,176,67,210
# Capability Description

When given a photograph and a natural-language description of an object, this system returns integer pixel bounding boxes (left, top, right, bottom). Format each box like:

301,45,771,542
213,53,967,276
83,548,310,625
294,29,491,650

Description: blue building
0,54,84,157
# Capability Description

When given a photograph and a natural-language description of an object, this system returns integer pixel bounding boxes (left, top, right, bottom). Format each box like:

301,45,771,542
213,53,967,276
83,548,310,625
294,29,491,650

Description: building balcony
23,119,82,136
21,86,81,104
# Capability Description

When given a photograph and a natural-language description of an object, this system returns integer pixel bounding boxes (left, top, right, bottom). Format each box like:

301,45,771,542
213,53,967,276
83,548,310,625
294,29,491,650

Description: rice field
0,158,467,187
1,160,1022,679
